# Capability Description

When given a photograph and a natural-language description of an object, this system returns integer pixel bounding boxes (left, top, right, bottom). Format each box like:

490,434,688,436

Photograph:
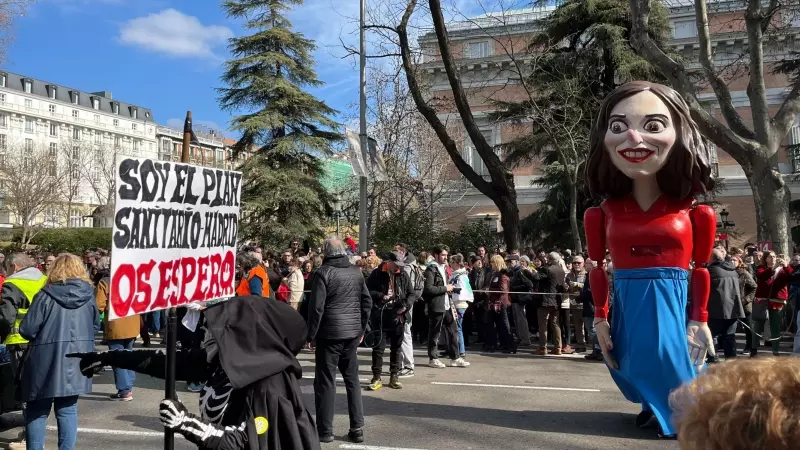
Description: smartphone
452,287,462,294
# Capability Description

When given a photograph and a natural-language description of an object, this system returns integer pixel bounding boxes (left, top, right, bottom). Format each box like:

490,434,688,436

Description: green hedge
22,228,112,254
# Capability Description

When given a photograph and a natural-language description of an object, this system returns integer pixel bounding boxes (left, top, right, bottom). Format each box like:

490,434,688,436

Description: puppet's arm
160,399,248,450
584,206,615,368
687,204,716,367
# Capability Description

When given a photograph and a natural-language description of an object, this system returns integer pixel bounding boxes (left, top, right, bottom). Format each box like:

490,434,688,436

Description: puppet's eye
609,120,627,133
644,120,665,133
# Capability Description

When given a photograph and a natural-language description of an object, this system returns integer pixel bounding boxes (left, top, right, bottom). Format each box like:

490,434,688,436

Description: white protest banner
109,158,242,320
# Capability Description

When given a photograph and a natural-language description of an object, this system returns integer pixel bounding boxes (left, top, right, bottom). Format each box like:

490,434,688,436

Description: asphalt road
0,335,693,450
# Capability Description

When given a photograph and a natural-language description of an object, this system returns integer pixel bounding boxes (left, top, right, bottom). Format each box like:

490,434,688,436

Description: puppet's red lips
617,148,654,163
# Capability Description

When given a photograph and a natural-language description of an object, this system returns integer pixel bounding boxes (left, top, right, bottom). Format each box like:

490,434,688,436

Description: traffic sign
757,241,773,252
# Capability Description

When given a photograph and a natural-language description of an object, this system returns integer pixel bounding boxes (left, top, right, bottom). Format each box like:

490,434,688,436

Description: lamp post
717,208,735,250
333,194,342,237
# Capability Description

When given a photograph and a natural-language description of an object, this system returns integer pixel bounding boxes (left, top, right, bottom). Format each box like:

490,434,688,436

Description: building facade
156,125,238,170
0,70,158,227
418,2,800,247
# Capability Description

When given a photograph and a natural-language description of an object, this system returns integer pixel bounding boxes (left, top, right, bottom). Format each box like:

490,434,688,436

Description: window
71,162,80,179
72,110,78,119
50,123,58,136
24,80,32,94
132,123,137,132
131,108,138,119
24,99,32,109
73,127,81,140
114,136,121,149
48,104,56,115
72,145,80,160
48,162,56,177
0,134,6,150
0,114,8,128
0,74,6,87
463,129,496,177
48,86,56,99
0,93,5,103
113,119,119,127
91,168,100,182
94,132,101,144
92,98,99,110
94,114,100,123
113,103,119,114
132,140,139,155
465,41,491,59
71,92,79,105
49,142,57,157
671,20,697,39
25,118,34,133
25,138,33,152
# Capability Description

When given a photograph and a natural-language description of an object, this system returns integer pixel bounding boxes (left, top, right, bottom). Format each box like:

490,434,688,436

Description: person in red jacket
344,232,358,254
752,250,793,357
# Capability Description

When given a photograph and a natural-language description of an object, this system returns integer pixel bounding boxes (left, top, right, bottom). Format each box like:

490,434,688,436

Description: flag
345,129,387,181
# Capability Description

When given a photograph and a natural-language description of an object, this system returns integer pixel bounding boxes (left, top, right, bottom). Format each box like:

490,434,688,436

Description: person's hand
66,352,106,378
777,258,787,267
396,307,407,315
359,335,364,344
382,294,391,301
687,320,715,370
159,399,188,430
593,319,617,369
446,284,454,293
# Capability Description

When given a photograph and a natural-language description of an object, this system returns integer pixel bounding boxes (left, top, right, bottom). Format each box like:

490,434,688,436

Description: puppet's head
585,81,714,200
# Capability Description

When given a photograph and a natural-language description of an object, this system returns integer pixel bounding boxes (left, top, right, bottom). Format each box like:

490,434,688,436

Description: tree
219,0,341,248
55,140,85,227
0,0,33,64
78,141,119,227
628,0,800,255
0,143,65,245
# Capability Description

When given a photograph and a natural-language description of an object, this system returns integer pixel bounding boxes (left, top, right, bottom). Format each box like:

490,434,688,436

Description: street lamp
332,194,342,237
717,208,735,250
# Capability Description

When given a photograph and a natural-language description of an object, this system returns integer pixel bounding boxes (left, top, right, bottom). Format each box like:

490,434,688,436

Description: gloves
159,399,217,443
686,320,715,371
159,398,189,430
66,352,106,378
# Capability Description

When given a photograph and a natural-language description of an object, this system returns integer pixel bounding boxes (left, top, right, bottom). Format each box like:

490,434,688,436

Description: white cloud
118,9,232,60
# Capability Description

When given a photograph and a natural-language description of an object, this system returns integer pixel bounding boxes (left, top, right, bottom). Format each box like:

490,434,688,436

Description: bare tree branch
744,0,771,144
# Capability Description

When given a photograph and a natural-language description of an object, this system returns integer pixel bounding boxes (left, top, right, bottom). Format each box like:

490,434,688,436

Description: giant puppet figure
583,81,716,438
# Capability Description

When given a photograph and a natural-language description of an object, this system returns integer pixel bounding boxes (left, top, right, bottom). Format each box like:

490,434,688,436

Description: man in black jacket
525,252,567,355
307,236,372,443
366,251,414,390
510,255,534,347
423,245,469,368
707,247,744,361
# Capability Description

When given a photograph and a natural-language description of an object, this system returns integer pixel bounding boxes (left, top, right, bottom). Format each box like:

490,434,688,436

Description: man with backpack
397,245,423,378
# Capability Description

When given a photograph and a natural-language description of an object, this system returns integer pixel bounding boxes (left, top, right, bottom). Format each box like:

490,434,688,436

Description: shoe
347,428,364,443
449,357,470,367
367,377,382,391
575,346,587,353
319,434,334,443
657,425,676,439
750,349,757,358
388,374,403,389
502,348,517,354
459,353,466,358
398,368,415,378
706,356,721,365
550,348,562,355
187,382,203,393
561,345,575,354
8,441,25,450
635,410,656,429
110,392,133,401
535,348,547,355
428,358,446,368
584,352,604,361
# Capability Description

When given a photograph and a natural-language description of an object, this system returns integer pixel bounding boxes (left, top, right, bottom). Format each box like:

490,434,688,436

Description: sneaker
8,441,25,450
187,382,203,393
347,428,364,443
575,346,587,353
398,368,415,378
319,435,334,443
428,358,446,369
584,351,604,361
635,410,656,429
388,375,403,389
449,357,470,367
561,345,575,354
110,392,133,401
535,348,547,355
550,348,562,355
367,377,382,391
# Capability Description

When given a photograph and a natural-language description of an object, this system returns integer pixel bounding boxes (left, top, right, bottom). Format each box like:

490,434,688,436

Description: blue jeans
456,308,467,355
25,395,79,450
108,338,136,395
148,311,161,334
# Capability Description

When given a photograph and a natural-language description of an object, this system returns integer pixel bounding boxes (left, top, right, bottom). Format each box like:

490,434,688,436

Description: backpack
409,264,425,301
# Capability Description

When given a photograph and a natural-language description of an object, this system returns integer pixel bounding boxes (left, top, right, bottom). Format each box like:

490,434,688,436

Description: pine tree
219,0,341,247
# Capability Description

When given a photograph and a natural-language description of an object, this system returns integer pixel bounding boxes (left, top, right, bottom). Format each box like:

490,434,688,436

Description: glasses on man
283,253,292,258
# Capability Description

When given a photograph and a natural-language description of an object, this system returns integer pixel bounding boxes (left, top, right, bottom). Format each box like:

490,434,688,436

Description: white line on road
340,445,427,450
46,426,168,438
430,381,600,392
302,374,370,382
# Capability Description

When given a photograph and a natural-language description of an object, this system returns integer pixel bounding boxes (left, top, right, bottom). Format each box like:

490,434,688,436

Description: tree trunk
568,181,583,253
498,195,520,251
749,161,791,256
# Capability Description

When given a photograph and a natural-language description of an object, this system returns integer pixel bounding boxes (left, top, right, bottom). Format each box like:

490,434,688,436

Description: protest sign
109,158,242,320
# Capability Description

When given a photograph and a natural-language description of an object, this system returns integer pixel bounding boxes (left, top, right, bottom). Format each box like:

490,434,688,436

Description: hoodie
19,279,99,401
707,260,744,320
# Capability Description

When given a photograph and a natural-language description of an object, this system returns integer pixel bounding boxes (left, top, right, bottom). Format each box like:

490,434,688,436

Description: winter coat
95,276,140,341
486,270,510,310
755,264,794,310
736,267,757,314
423,263,450,313
580,275,594,318
523,263,566,308
707,260,744,320
566,269,587,309
366,262,414,330
509,266,534,305
19,279,99,401
307,255,372,341
469,266,491,307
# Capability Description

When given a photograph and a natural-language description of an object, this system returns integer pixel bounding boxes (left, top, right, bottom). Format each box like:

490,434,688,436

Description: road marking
430,381,600,392
340,445,427,450
46,426,169,438
302,374,370,382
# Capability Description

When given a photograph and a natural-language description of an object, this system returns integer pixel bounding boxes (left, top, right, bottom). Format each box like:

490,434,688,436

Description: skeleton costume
71,296,319,450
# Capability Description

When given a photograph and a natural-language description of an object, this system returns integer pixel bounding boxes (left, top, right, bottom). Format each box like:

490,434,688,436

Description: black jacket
95,297,319,450
523,264,566,308
0,283,29,341
469,267,491,306
580,275,594,318
307,255,372,341
509,266,534,304
708,260,744,320
366,262,414,330
423,264,449,313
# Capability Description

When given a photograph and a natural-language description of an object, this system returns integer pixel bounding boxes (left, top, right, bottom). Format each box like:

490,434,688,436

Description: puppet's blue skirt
608,267,696,436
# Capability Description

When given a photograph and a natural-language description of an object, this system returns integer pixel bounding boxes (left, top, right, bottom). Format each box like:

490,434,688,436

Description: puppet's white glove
686,320,715,371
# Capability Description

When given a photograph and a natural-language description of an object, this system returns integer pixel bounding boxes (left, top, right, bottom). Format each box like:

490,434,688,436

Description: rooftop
0,69,154,123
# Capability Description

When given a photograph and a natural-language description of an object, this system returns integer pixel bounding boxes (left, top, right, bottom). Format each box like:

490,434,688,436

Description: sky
5,0,508,137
